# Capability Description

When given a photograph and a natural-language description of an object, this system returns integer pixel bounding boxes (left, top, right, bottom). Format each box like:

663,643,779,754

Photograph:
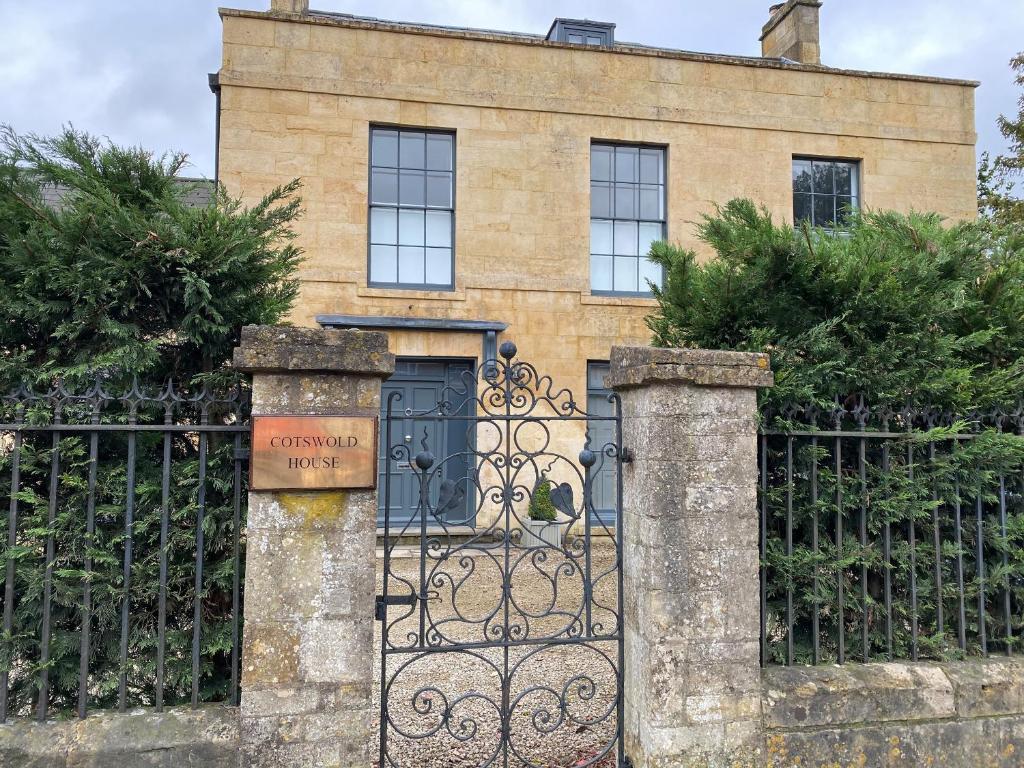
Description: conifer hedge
648,201,1024,663
0,128,302,714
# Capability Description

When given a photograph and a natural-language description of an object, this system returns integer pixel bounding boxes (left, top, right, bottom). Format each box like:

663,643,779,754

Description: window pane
426,134,452,171
586,35,602,45
792,159,812,193
426,172,452,208
567,32,584,43
639,184,662,220
613,256,638,292
849,165,860,199
639,150,663,184
614,183,636,219
591,146,612,182
591,219,613,254
812,161,834,194
370,244,397,283
793,193,812,225
398,246,425,283
613,220,638,255
813,194,836,227
639,258,661,291
425,248,452,285
591,254,612,291
370,207,397,244
639,222,662,256
399,209,424,245
371,129,398,167
425,210,451,247
836,195,855,226
399,131,425,168
371,169,398,205
834,163,853,196
399,170,425,206
614,147,638,182
591,182,612,218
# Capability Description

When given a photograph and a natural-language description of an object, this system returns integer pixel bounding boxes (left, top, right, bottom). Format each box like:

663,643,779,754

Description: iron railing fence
0,378,249,720
759,397,1024,667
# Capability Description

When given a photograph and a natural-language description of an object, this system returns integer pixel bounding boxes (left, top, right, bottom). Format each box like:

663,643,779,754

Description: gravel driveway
373,539,620,768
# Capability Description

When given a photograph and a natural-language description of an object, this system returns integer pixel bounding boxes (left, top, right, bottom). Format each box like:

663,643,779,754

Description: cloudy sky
1,0,1021,178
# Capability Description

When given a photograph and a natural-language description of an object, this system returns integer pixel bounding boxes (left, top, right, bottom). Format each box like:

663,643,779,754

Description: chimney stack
270,0,308,13
760,0,822,65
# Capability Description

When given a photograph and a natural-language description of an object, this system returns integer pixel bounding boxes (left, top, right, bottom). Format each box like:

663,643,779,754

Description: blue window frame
369,127,455,289
793,157,860,229
590,143,665,295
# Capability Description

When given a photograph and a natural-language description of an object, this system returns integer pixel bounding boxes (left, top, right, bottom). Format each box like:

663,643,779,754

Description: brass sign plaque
251,416,378,491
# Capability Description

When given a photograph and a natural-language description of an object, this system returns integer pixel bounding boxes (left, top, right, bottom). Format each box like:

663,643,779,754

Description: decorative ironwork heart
549,482,575,518
435,478,465,517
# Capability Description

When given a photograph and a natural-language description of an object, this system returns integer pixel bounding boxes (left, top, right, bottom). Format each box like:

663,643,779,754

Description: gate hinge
620,447,634,464
375,593,417,621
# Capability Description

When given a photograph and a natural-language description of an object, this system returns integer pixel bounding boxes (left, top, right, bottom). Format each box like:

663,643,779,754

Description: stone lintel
232,324,395,377
606,346,774,390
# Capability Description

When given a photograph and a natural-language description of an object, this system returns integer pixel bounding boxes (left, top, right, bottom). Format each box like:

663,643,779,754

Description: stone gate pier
233,325,394,768
607,346,774,768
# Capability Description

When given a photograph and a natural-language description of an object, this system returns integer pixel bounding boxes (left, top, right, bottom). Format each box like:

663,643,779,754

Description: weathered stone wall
4,660,1022,767
763,658,1024,767
0,705,239,767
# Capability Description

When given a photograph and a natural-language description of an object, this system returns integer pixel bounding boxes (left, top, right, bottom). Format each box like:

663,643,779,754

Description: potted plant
522,478,565,549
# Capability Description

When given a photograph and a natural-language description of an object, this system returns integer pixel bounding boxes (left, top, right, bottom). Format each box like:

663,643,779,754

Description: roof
39,177,215,211
218,7,979,89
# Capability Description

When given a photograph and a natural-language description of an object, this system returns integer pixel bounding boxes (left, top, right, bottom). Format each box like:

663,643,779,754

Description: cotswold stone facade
215,1,977,439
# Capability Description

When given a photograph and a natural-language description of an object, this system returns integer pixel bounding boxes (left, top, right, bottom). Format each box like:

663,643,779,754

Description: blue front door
377,359,475,528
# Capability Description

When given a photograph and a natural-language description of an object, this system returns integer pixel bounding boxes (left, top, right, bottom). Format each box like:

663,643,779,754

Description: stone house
213,0,977,529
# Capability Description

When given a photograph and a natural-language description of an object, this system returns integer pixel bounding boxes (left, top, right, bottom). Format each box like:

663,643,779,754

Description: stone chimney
760,0,822,65
270,0,308,13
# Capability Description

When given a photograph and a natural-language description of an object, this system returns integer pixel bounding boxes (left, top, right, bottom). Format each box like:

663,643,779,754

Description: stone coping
217,7,979,89
605,345,774,389
232,324,395,376
0,704,239,766
763,657,1024,729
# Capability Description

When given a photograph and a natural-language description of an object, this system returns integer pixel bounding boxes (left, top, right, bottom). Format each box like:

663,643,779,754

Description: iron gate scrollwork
377,342,625,768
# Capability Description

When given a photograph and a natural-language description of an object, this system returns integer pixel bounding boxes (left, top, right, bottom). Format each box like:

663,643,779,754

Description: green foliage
0,127,302,715
0,125,302,389
648,200,1024,663
647,199,1024,411
979,52,1024,226
529,480,558,522
761,430,1024,664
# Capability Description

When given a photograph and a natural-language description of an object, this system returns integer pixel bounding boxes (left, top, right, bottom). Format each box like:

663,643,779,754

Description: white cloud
0,0,1020,175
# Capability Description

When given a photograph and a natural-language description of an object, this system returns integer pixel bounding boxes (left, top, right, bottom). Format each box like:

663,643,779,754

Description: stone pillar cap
606,346,774,389
232,324,396,376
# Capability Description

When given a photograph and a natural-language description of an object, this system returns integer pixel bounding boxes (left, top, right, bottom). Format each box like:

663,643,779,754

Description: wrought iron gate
377,342,625,768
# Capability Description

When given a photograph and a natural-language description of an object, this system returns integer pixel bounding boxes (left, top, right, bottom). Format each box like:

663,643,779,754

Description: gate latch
375,593,417,621
621,447,634,463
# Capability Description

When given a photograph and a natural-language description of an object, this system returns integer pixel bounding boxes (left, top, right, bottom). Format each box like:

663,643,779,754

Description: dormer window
547,19,615,47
